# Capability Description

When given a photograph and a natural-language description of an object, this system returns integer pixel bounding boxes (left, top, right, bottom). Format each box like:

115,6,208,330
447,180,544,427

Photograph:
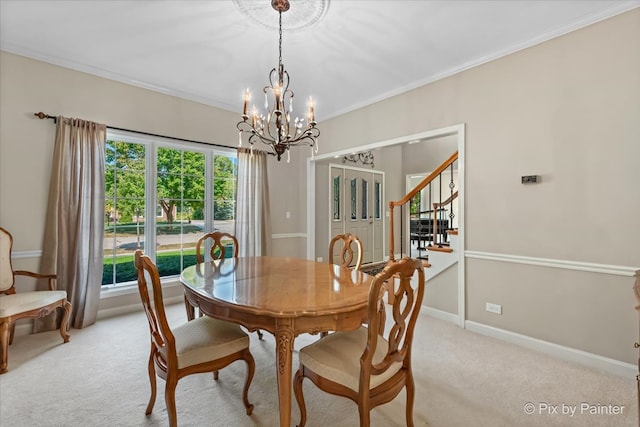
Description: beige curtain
235,148,272,256
37,116,106,331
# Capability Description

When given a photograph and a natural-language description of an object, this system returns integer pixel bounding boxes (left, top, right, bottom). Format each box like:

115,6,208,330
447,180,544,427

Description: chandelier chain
279,11,283,68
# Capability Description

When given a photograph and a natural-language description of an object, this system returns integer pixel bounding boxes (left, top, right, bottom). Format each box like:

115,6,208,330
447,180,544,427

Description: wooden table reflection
180,256,374,427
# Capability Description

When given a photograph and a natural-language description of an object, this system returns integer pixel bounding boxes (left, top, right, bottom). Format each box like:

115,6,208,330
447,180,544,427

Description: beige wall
0,51,305,310
402,135,457,176
2,10,639,366
315,10,640,364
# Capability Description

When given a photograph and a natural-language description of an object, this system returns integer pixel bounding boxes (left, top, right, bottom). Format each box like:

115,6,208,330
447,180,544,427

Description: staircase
422,229,458,280
388,151,459,280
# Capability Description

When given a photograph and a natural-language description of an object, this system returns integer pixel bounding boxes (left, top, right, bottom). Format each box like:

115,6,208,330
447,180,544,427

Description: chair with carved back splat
293,257,425,427
134,250,255,427
185,231,239,320
0,227,71,374
329,233,364,271
186,231,264,340
320,232,365,338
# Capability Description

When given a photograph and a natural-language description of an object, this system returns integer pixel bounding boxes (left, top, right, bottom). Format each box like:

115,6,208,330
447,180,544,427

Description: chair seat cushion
0,290,67,318
174,316,250,369
299,326,402,392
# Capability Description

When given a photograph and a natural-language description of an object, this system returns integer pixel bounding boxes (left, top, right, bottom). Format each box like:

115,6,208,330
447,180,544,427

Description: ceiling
1,0,638,122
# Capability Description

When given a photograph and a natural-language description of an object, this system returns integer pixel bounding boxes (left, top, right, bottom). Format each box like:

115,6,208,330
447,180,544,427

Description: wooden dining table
180,256,375,427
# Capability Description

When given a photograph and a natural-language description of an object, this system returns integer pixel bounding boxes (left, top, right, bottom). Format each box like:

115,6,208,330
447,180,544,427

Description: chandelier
236,0,320,162
343,151,375,168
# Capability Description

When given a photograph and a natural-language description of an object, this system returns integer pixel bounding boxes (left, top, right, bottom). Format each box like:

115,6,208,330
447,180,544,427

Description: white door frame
306,123,466,328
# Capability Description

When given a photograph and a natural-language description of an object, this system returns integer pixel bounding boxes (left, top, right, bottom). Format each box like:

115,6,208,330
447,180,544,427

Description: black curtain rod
33,111,242,152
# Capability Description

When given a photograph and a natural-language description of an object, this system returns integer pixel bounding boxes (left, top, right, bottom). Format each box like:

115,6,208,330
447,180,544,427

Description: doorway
330,164,384,265
306,123,466,328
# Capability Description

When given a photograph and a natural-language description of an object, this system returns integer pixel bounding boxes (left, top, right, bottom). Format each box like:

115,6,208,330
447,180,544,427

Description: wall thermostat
521,175,539,184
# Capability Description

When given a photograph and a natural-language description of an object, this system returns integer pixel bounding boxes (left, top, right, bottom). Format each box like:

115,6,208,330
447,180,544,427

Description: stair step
429,246,453,253
447,229,458,236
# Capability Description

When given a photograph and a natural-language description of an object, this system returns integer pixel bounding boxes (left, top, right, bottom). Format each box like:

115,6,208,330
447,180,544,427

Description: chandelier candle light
236,0,320,162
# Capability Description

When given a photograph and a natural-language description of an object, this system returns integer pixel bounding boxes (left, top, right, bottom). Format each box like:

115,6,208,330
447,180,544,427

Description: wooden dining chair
293,257,425,427
0,227,71,374
194,231,238,263
328,233,363,271
322,232,365,338
186,231,239,320
188,231,263,339
134,250,255,427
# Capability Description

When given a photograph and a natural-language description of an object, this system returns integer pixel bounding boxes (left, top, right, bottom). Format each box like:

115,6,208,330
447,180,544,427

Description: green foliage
410,192,421,215
157,148,205,223
103,140,238,286
101,248,233,286
105,141,237,224
105,141,145,224
213,156,236,220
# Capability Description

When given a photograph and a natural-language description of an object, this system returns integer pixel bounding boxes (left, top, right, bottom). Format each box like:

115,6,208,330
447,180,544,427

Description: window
103,131,237,288
350,178,357,220
332,175,340,220
375,180,381,220
361,179,368,220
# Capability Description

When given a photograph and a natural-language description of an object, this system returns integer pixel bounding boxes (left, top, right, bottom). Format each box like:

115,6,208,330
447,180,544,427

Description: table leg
275,319,295,427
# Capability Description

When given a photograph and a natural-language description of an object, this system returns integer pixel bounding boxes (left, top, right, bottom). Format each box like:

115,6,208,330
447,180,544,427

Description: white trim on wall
465,251,639,277
465,320,636,379
272,233,306,239
423,306,459,324
10,250,42,259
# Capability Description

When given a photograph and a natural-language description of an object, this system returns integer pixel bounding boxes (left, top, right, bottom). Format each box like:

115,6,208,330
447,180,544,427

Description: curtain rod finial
34,112,56,122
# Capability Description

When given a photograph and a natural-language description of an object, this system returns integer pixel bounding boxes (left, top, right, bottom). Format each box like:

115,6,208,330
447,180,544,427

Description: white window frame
102,129,236,292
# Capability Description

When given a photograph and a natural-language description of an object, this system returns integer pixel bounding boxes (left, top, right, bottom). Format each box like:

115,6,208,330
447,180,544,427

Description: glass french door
330,165,384,265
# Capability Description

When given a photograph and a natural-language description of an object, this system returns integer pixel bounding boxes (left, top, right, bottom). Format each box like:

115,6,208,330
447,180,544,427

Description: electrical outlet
316,257,323,262
485,302,502,315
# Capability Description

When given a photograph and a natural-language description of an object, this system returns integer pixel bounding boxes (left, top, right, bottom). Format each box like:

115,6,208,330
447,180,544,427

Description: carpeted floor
0,303,635,426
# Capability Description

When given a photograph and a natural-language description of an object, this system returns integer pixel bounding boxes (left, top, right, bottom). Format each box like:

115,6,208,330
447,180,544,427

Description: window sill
100,276,182,299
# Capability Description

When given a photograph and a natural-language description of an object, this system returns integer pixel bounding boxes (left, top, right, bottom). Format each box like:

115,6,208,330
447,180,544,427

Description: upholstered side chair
0,227,71,374
134,250,255,427
293,257,425,427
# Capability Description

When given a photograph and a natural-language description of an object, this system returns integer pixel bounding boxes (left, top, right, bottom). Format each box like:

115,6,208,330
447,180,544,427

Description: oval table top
180,256,375,318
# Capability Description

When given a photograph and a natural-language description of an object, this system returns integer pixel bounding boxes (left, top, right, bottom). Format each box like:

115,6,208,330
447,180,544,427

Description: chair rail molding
10,250,42,259
272,233,307,239
465,250,639,277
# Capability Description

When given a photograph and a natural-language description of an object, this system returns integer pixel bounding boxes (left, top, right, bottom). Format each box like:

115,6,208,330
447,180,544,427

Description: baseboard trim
465,320,635,379
97,295,183,320
424,306,459,324
465,251,639,277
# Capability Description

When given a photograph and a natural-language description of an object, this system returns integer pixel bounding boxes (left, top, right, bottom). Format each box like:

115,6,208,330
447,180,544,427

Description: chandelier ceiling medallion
236,0,320,162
